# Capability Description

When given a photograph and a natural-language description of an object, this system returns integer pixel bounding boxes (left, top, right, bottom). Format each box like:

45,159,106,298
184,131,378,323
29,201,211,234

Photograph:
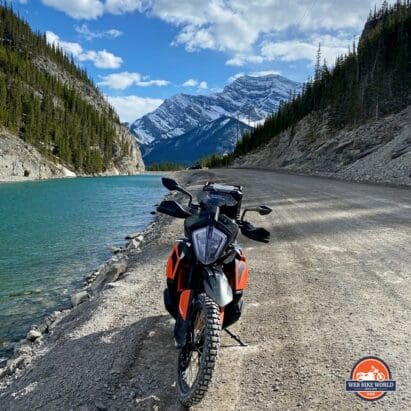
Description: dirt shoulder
0,169,410,410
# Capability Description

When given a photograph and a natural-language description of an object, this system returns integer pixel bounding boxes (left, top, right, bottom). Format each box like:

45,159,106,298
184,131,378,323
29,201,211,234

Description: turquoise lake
0,175,165,360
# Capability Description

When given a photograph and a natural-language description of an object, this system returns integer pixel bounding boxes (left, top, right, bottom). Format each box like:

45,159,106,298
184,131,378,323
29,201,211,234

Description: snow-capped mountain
143,116,252,165
131,74,301,145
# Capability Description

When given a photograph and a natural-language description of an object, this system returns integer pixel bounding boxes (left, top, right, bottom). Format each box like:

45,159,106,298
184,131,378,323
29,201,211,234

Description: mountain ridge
131,74,301,145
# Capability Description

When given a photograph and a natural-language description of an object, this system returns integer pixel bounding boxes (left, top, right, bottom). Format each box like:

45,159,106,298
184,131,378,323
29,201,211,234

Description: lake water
0,175,165,360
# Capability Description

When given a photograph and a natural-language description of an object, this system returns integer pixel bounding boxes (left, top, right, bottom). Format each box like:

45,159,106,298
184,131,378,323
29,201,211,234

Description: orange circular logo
347,357,395,401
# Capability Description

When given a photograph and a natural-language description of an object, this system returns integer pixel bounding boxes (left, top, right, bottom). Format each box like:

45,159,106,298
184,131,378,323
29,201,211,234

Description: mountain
0,5,144,180
131,74,301,145
144,116,252,166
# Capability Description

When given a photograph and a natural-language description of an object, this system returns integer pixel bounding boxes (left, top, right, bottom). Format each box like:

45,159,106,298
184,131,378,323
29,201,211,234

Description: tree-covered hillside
233,1,411,158
0,3,126,174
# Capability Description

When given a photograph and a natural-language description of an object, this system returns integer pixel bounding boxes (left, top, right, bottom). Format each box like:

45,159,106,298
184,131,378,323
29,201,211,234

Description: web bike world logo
346,357,396,401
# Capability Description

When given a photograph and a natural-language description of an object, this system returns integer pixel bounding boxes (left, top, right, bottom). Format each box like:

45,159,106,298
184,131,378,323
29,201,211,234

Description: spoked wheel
177,293,221,407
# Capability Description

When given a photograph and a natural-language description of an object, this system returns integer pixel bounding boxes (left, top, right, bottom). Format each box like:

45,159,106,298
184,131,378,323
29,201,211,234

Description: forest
0,3,121,173
206,1,411,166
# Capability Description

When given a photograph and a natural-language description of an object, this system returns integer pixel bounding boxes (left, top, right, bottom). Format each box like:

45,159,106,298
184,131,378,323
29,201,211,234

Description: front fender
203,267,233,307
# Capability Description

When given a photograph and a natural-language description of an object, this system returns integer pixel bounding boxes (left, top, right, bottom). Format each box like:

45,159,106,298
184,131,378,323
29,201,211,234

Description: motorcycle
156,177,272,406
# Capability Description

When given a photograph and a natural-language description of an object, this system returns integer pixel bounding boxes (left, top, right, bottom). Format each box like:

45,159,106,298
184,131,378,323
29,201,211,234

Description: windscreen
198,191,238,208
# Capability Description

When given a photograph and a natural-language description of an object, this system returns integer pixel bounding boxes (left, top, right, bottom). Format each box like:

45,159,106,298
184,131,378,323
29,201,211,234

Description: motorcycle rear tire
176,293,221,406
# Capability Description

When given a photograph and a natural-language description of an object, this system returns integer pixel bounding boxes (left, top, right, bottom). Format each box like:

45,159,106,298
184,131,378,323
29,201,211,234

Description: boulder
126,239,140,250
71,291,90,307
125,232,140,240
26,329,42,342
91,260,127,293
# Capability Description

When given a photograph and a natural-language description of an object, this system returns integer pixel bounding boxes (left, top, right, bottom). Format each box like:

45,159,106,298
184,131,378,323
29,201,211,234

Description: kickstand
224,328,249,347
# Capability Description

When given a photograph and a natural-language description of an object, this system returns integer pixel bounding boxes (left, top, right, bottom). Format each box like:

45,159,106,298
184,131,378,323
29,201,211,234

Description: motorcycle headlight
192,226,228,265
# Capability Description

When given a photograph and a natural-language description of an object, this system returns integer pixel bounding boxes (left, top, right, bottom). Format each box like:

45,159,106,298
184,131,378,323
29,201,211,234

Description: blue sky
11,0,391,123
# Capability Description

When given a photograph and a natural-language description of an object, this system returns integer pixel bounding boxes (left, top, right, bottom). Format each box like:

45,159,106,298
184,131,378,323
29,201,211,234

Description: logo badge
346,356,396,401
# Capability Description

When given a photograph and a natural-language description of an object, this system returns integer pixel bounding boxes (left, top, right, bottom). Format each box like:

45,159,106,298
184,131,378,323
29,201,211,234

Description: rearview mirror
241,204,272,221
162,177,179,191
258,205,272,216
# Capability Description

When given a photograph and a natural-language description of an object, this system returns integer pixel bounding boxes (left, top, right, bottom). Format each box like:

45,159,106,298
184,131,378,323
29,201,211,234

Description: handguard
240,221,270,243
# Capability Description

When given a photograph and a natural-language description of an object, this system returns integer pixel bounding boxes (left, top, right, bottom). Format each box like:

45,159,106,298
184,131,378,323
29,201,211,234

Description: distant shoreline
0,172,150,184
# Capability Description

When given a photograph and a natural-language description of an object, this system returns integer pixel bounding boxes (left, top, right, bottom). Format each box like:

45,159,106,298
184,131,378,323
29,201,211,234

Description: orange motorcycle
157,177,271,406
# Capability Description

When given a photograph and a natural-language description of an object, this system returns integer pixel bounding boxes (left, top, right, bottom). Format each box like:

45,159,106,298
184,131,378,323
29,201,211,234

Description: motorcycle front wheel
176,293,221,407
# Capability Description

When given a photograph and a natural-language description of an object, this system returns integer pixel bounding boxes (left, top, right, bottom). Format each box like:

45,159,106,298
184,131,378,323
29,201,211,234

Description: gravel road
0,168,410,410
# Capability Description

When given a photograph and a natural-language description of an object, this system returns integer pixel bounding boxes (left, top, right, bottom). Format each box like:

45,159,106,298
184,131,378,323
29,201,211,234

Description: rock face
235,106,411,186
0,132,74,182
143,116,252,165
111,125,145,174
71,291,90,307
91,260,128,293
131,74,301,145
33,56,144,174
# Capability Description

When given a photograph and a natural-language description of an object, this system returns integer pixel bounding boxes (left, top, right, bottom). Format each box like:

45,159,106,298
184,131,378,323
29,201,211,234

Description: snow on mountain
131,74,301,145
143,116,252,165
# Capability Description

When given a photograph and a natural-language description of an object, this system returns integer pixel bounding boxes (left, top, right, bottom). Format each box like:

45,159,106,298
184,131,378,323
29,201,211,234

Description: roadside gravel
0,169,410,410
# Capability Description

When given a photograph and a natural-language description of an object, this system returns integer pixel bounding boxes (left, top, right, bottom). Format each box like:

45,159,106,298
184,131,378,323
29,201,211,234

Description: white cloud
46,31,83,56
149,0,385,53
46,31,122,69
105,0,145,15
226,55,264,66
78,50,123,68
182,79,198,87
198,81,208,90
46,31,83,57
42,0,104,19
75,24,123,41
249,70,281,77
106,95,163,123
41,0,398,69
261,34,350,66
98,72,170,90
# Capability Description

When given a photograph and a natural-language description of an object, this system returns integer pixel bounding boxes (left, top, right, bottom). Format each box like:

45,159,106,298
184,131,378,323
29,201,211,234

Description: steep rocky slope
0,131,74,181
235,106,411,186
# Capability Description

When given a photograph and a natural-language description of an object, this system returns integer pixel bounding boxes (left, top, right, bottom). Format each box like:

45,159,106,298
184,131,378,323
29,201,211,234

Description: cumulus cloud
75,24,123,41
42,0,104,20
106,95,163,123
105,0,145,15
182,79,198,87
98,72,170,90
41,1,397,69
42,0,145,19
260,33,351,66
46,31,122,69
198,81,208,90
78,49,123,68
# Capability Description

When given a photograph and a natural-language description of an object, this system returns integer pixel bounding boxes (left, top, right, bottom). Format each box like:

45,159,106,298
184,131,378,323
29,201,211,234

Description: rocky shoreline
0,213,160,385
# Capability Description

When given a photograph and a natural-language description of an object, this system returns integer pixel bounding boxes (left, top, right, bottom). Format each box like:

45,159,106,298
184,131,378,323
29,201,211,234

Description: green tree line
0,3,122,173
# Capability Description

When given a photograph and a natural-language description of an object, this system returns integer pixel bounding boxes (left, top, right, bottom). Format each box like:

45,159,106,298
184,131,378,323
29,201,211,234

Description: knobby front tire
176,293,221,407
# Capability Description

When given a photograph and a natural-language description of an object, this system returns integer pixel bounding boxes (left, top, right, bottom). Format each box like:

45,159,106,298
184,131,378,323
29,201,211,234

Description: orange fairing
235,255,249,291
166,243,182,280
179,290,191,321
